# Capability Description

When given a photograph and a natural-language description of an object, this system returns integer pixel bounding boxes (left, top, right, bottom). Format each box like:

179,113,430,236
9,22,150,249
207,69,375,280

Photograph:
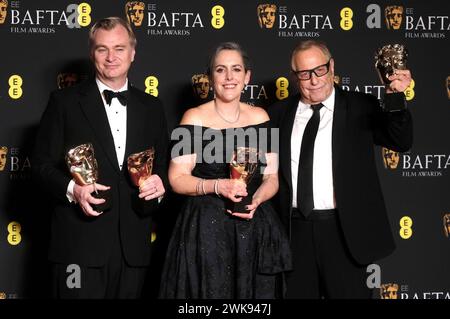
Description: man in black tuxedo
33,17,169,298
268,40,412,298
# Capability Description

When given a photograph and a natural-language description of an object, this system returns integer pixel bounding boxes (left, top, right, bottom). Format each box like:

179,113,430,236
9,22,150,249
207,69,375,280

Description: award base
131,190,157,217
226,195,252,214
92,189,112,212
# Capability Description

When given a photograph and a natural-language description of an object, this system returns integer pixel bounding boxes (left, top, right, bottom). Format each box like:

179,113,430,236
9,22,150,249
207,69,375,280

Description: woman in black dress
159,42,292,298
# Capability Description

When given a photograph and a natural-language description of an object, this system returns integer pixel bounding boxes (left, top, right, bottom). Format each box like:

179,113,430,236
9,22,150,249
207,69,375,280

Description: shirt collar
96,78,128,94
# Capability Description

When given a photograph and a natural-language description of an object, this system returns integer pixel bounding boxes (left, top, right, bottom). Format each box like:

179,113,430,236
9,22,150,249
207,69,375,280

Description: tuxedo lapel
332,86,347,175
280,94,300,192
78,80,121,173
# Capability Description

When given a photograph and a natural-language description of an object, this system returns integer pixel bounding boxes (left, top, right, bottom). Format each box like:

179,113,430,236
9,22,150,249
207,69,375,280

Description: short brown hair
89,17,136,52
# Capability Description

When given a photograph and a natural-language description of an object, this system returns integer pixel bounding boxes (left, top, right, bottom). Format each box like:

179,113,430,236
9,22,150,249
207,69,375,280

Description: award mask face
380,283,399,299
446,76,450,100
257,4,277,29
230,147,258,184
125,1,145,27
57,72,78,89
66,143,98,186
0,146,7,171
382,147,400,170
191,74,210,99
127,148,155,187
0,0,7,25
375,44,408,85
444,214,450,238
385,5,404,30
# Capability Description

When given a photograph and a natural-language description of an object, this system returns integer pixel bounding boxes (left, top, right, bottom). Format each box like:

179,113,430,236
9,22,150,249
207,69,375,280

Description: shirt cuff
66,179,77,203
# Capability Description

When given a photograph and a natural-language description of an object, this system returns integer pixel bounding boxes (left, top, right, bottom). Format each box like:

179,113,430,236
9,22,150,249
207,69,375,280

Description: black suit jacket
268,86,413,265
32,79,169,267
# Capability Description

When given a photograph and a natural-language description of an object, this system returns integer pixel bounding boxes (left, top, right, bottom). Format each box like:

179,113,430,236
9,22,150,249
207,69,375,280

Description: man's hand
73,183,110,217
138,174,165,201
386,69,412,93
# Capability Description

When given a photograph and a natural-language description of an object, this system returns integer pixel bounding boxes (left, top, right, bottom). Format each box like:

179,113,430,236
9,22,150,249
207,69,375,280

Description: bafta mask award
127,148,155,215
374,43,409,111
226,147,259,214
374,43,408,85
66,143,111,212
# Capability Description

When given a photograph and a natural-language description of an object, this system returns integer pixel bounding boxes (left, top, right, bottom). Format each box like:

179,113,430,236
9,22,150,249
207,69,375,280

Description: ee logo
7,221,22,245
275,77,289,100
404,79,415,101
8,75,23,99
211,5,225,29
77,3,92,27
145,76,159,97
399,216,413,239
340,7,353,30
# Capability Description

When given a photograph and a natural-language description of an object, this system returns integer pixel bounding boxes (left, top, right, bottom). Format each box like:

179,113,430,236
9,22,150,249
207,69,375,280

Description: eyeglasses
292,59,331,81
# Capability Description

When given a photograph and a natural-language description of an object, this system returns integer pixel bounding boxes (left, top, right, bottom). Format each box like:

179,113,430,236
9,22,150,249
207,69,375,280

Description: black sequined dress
159,122,292,299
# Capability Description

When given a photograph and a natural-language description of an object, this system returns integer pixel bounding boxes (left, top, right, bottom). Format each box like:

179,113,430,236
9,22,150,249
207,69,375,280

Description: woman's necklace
214,99,240,124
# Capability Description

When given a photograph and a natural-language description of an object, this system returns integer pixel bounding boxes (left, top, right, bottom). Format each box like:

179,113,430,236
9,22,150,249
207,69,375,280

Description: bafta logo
444,214,450,238
257,4,276,29
382,147,400,170
385,5,403,30
126,1,145,27
57,72,79,89
374,44,408,85
0,146,7,171
191,74,210,99
380,283,399,299
0,0,7,25
446,76,450,100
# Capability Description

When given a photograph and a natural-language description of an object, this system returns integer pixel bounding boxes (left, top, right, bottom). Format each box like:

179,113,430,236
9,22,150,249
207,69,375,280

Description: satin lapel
78,80,120,173
332,86,347,175
280,94,300,191
123,87,143,169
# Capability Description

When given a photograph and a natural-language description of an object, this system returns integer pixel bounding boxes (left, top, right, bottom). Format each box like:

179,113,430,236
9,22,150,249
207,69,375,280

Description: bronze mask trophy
375,43,408,111
66,143,111,212
226,147,259,214
127,148,155,215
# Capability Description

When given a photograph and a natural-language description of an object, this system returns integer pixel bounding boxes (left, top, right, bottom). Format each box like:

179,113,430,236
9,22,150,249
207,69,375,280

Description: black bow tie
103,89,128,106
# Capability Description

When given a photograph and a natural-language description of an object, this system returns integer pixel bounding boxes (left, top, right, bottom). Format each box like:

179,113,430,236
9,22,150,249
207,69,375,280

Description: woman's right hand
218,179,248,202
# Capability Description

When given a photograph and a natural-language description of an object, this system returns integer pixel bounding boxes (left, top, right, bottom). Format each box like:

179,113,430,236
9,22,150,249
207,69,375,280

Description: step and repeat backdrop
0,0,449,299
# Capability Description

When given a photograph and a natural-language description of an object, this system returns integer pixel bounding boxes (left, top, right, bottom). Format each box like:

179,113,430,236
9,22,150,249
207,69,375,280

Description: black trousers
51,232,148,299
286,209,372,299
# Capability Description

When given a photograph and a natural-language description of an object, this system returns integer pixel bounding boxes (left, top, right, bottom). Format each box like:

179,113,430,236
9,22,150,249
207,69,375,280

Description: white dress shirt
291,88,336,210
66,78,128,202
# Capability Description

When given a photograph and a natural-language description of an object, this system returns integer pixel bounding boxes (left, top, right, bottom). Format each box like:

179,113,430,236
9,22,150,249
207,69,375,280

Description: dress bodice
171,121,273,192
